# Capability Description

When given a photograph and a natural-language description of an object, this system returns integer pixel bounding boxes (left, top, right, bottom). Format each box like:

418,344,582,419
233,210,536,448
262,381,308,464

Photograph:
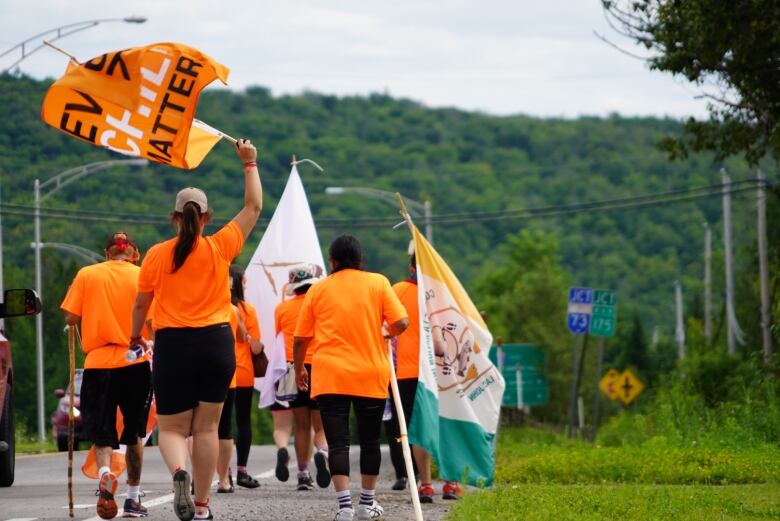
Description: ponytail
172,202,202,272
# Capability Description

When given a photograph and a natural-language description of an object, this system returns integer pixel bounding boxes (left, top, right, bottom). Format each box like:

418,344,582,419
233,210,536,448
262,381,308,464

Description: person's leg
383,391,406,483
292,406,313,485
317,394,353,515
190,402,224,516
397,379,419,477
272,409,293,482
117,362,153,516
157,411,194,474
353,396,386,518
216,389,235,491
234,387,253,468
311,409,331,488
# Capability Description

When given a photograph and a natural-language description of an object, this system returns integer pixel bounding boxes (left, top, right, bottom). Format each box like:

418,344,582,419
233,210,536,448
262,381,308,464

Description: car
51,369,84,451
0,288,43,487
51,368,84,452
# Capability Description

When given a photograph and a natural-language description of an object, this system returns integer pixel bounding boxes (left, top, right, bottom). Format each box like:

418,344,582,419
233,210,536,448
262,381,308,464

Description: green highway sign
590,290,617,337
489,344,549,407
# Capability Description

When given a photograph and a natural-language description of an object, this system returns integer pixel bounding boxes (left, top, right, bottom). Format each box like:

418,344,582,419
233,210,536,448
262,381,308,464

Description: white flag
244,165,326,407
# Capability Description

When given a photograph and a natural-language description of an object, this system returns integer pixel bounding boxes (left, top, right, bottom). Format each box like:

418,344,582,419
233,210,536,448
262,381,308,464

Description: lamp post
1,17,147,73
33,158,146,444
324,186,434,245
30,242,103,265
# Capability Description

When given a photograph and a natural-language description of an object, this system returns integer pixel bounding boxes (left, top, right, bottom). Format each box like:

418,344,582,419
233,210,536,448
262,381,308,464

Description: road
0,445,452,521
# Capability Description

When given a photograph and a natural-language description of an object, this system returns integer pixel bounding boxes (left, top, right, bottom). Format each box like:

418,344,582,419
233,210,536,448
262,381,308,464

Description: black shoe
275,447,290,482
122,498,149,518
172,470,195,521
391,477,407,491
236,471,260,489
314,451,331,488
297,473,314,491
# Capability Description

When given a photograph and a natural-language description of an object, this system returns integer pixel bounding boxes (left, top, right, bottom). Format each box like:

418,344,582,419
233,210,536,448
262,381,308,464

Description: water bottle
126,342,145,362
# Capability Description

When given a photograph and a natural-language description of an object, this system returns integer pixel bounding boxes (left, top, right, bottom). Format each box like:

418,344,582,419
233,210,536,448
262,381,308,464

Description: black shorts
80,362,152,449
153,323,235,415
218,388,236,440
269,363,318,411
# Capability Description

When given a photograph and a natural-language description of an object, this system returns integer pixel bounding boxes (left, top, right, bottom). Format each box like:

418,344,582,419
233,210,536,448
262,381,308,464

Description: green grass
449,484,780,521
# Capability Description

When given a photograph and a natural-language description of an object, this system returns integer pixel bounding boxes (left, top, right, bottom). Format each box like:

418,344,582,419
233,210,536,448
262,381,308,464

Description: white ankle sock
98,466,111,479
127,485,140,502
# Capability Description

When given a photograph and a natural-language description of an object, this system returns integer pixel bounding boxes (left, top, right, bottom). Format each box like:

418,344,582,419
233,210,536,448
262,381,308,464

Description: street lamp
33,158,146,444
30,242,103,265
324,186,434,244
0,16,147,73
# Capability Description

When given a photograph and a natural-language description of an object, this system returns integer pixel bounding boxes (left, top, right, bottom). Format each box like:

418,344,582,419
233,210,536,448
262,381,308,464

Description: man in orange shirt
61,232,152,519
294,235,408,521
273,264,330,491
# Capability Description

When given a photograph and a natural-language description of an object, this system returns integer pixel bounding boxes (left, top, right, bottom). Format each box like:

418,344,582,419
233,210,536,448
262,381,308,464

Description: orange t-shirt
235,301,261,387
275,294,312,364
60,260,148,369
393,280,420,380
138,221,244,329
294,269,408,399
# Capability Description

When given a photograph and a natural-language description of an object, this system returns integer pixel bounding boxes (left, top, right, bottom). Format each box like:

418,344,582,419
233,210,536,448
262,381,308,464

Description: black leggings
384,378,419,479
234,386,254,466
218,388,236,440
317,394,385,477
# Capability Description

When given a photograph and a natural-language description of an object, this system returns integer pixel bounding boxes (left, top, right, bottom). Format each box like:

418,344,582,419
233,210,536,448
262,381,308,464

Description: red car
51,369,84,451
0,288,43,487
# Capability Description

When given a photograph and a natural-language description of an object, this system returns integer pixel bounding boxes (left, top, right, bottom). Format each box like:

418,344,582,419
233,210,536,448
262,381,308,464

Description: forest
0,73,776,433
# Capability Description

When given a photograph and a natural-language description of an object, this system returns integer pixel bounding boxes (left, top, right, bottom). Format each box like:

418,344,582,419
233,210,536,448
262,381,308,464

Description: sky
0,0,709,119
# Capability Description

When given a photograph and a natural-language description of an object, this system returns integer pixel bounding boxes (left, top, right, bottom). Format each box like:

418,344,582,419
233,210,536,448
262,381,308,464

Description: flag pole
387,340,424,521
66,325,76,517
43,41,80,63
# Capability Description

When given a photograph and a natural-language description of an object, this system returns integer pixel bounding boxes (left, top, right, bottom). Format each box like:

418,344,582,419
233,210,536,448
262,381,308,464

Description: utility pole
703,223,712,344
722,169,743,355
675,280,685,359
757,169,773,363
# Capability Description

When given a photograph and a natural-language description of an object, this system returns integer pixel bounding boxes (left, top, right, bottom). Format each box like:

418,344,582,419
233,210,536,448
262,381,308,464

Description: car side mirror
0,289,42,318
54,389,65,398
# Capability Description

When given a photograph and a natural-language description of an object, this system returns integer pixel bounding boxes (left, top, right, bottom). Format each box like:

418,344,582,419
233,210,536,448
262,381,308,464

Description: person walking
215,304,243,494
293,235,409,521
61,232,152,519
229,264,263,489
130,139,262,521
274,263,330,491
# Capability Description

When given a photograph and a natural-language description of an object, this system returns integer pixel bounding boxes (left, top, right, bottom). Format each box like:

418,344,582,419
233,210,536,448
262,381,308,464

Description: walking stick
66,325,76,517
387,340,424,521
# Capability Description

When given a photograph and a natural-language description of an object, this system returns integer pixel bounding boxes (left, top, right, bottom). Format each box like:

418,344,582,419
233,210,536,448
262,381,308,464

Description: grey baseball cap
175,187,208,213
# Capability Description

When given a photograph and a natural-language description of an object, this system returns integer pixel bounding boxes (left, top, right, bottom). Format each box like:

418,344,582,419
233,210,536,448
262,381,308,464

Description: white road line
255,465,293,480
6,518,39,521
82,493,174,521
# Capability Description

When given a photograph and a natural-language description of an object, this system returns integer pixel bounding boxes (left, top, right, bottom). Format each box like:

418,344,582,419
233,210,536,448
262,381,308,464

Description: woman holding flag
293,235,409,521
130,139,262,521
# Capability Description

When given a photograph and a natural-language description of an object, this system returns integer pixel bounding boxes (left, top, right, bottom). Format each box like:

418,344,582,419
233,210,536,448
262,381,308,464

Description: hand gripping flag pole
390,194,424,521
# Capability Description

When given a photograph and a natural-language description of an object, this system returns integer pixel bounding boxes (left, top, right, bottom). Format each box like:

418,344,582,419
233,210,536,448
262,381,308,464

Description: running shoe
172,469,196,521
391,477,407,491
333,508,354,521
357,501,384,520
314,451,331,488
442,481,463,500
236,470,260,488
297,472,314,491
418,483,434,504
96,472,119,519
275,447,290,482
122,498,149,518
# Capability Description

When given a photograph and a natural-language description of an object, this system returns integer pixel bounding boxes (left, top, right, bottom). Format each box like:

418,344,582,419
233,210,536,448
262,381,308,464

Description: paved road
1,446,452,521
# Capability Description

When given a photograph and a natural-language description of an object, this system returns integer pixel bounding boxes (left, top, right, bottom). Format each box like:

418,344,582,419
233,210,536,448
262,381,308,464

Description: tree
603,0,780,164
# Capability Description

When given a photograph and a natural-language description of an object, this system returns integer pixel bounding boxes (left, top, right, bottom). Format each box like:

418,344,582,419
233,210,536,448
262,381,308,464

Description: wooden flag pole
387,340,424,521
66,325,76,518
43,41,80,63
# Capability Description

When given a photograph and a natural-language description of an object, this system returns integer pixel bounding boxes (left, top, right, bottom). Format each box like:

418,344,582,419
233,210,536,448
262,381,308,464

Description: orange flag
41,42,230,170
81,401,158,479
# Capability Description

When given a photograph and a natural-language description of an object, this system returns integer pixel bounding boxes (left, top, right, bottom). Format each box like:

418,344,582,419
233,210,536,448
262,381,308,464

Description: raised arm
231,139,263,239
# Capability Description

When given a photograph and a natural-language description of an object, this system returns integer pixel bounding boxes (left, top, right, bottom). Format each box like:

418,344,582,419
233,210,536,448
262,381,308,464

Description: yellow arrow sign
615,369,644,405
598,369,621,400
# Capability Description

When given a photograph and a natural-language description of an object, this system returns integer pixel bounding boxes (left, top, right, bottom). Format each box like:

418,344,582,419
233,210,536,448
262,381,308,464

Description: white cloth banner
245,165,326,407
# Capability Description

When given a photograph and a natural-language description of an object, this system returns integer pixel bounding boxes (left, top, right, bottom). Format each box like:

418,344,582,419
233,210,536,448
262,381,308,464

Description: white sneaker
357,501,384,520
333,508,354,521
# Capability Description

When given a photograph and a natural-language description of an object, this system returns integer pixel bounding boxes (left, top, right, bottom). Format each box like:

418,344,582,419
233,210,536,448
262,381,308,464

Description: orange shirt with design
138,221,244,329
295,269,408,399
235,301,261,387
393,280,420,380
275,294,312,364
61,260,148,370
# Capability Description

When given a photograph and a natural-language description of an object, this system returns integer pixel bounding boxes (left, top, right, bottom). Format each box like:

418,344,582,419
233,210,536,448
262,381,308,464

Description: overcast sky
1,0,709,119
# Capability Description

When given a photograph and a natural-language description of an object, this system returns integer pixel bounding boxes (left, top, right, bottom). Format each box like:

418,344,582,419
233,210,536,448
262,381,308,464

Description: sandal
217,483,234,493
236,471,260,489
194,500,213,520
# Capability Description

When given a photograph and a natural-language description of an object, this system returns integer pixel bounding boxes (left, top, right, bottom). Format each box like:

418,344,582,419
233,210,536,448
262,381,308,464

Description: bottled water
126,343,145,362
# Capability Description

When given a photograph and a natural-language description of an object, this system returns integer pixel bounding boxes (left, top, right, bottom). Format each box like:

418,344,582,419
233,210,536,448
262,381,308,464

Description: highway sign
598,368,620,400
590,289,617,337
567,287,593,335
489,344,549,407
615,369,644,405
